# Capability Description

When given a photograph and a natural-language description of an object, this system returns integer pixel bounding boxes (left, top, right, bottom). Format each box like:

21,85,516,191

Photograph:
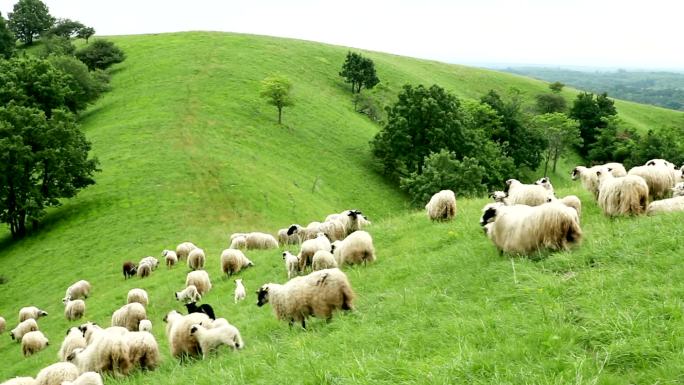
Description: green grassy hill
1,32,684,384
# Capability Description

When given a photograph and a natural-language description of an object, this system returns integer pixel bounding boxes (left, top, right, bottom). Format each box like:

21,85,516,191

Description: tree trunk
552,147,561,173
278,106,282,125
543,148,551,176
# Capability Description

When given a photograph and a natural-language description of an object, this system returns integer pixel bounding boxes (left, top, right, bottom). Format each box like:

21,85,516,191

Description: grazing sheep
340,209,371,236
234,279,246,303
220,249,254,276
244,232,279,250
299,222,324,241
66,325,131,377
646,158,676,169
597,170,650,216
21,330,49,356
0,316,5,334
138,320,152,332
479,201,582,255
163,311,211,358
490,191,507,203
673,182,684,197
10,319,38,342
534,177,554,194
78,322,127,345
35,362,79,385
283,251,299,279
60,372,103,385
257,268,355,328
312,250,338,271
63,280,91,303
571,165,603,199
124,331,160,370
504,179,551,206
58,327,87,362
320,218,347,241
278,224,302,245
285,224,305,243
185,270,212,295
547,195,582,217
187,248,206,271
425,190,457,221
1,377,36,385
604,162,627,177
137,262,152,278
646,196,684,215
331,230,376,266
628,165,675,200
175,242,197,261
184,302,216,320
111,303,147,331
19,306,48,322
298,233,332,272
127,288,149,307
229,235,247,249
122,261,137,279
139,256,159,270
162,249,178,268
64,299,86,321
175,285,202,303
190,322,244,358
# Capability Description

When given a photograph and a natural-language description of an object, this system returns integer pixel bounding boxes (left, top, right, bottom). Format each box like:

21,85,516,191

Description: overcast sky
1,0,682,70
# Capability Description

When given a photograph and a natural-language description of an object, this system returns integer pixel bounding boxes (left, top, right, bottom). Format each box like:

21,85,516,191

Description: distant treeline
505,67,684,111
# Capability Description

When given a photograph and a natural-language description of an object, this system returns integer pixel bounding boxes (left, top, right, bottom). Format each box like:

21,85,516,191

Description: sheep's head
330,241,340,253
189,324,201,335
66,347,85,362
286,225,299,236
479,203,501,226
256,285,271,307
39,310,48,317
571,167,583,180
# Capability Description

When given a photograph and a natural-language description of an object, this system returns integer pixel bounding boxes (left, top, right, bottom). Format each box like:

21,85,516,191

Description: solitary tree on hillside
339,52,379,93
260,75,294,125
0,12,15,58
8,0,54,45
532,112,582,174
77,26,95,43
549,81,565,93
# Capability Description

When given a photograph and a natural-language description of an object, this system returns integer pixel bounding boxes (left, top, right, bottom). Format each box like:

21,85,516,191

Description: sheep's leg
301,319,306,329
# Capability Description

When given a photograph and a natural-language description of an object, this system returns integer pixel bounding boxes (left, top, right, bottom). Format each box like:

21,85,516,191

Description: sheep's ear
66,352,76,361
607,167,613,172
596,170,602,176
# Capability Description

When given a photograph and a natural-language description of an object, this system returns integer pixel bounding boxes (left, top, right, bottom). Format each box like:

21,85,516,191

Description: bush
48,55,105,111
75,39,125,70
40,35,75,57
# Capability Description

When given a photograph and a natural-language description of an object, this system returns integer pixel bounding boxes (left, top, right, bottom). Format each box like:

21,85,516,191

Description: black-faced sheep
283,251,299,279
489,191,507,203
256,268,355,329
534,177,554,195
278,224,303,245
111,303,147,331
10,319,38,342
66,325,131,377
298,233,332,272
184,302,216,320
124,331,160,370
185,270,212,295
127,288,149,307
425,190,457,221
331,230,376,266
187,248,206,271
60,372,103,385
122,262,137,279
175,242,197,261
628,165,675,200
163,310,211,359
21,330,49,356
175,285,202,303
64,300,86,321
189,322,243,358
312,250,338,271
234,279,246,303
18,306,48,322
504,179,552,206
162,249,178,268
220,249,253,276
63,280,91,303
59,327,87,362
35,362,79,385
597,170,649,216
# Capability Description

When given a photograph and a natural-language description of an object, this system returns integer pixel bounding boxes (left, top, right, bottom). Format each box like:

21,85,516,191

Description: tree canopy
75,39,126,70
260,75,294,125
0,12,15,59
569,92,617,155
532,112,581,174
8,0,54,45
339,52,380,94
47,18,85,38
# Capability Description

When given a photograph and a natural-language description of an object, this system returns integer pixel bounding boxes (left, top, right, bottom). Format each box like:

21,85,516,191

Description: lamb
283,251,300,279
60,372,103,385
64,299,86,321
534,177,554,194
673,182,684,197
234,279,246,303
646,196,684,215
597,169,649,216
331,230,376,266
185,270,212,295
504,179,552,206
175,242,197,261
63,280,91,303
21,330,49,356
312,250,338,271
66,325,130,377
136,262,152,278
184,302,216,320
122,261,137,279
189,322,244,358
1,377,37,385
187,248,206,271
229,235,247,249
58,327,87,362
127,288,149,307
547,195,582,217
163,310,211,358
220,249,254,276
19,306,48,322
139,256,159,270
257,268,355,328
162,249,178,268
298,233,332,272
124,331,160,370
175,285,202,303
0,316,5,334
34,362,79,385
111,302,147,331
425,190,457,221
628,165,675,200
138,319,152,332
244,232,279,249
10,319,38,342
479,201,582,255
278,224,302,245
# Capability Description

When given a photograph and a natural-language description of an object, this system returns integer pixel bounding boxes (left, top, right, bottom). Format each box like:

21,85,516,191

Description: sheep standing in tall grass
63,280,91,303
190,322,244,358
597,169,649,216
298,233,332,272
425,190,457,221
162,250,178,268
163,310,211,359
504,179,551,206
59,327,87,362
175,242,197,261
127,289,149,307
220,249,253,276
21,331,49,356
331,231,375,266
10,319,38,342
19,307,48,322
35,362,79,385
234,279,246,303
111,303,147,331
64,300,86,321
185,270,212,295
628,165,675,200
187,248,206,271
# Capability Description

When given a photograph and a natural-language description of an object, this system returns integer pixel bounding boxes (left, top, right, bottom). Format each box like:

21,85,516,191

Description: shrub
75,39,125,70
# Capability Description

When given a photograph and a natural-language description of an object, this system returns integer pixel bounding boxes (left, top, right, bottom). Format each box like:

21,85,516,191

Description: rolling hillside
1,32,684,384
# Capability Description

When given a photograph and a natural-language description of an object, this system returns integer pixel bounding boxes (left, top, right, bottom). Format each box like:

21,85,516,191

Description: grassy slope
1,32,683,384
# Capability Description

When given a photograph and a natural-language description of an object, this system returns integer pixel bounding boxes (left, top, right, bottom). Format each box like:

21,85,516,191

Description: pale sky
1,0,682,70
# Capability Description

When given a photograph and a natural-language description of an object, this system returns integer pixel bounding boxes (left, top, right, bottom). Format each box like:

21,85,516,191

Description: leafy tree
0,56,71,116
48,55,106,111
47,18,85,38
535,93,566,114
77,26,95,43
587,116,640,167
0,105,99,238
7,0,54,45
75,39,125,70
532,113,581,174
40,35,75,57
260,75,294,124
339,52,380,93
0,12,15,59
549,81,565,93
569,92,617,155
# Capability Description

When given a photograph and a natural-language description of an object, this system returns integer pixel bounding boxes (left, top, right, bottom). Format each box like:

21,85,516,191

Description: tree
339,52,379,94
0,105,99,238
49,55,106,112
587,116,640,167
77,26,95,43
532,113,582,174
0,56,71,116
75,39,125,70
569,92,617,155
7,0,54,45
0,12,15,59
47,18,85,38
535,93,566,114
549,81,565,93
40,35,75,57
260,75,294,125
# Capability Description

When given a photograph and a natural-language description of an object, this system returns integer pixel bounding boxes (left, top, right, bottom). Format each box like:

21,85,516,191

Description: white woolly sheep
137,262,152,278
162,249,178,268
646,158,676,169
139,256,159,270
18,306,48,322
673,182,684,197
10,318,39,342
190,322,244,358
124,331,160,370
598,169,649,216
312,249,338,271
66,325,130,377
319,218,347,241
257,268,355,328
127,288,149,307
331,230,376,266
35,362,79,385
282,251,299,279
547,195,582,217
175,284,202,303
534,177,554,194
60,372,103,385
163,310,211,358
186,270,212,295
479,201,582,255
646,196,684,215
63,280,91,303
628,165,675,200
234,279,246,303
175,242,197,261
278,224,303,245
1,377,36,385
138,319,152,332
64,300,86,321
229,235,247,249
571,165,603,199
298,233,332,272
604,162,627,177
425,190,457,221
339,209,371,236
0,316,5,334
111,303,147,331
21,330,49,356
187,248,206,271
220,249,254,276
243,232,279,249
505,179,552,206
58,327,87,362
